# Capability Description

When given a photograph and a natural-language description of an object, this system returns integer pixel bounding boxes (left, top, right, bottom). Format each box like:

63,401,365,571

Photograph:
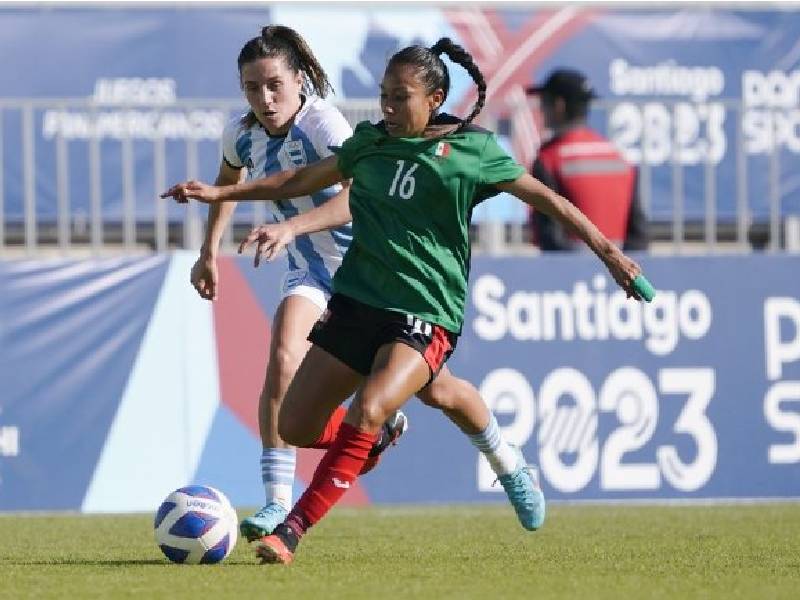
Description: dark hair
565,99,590,121
387,37,486,129
542,91,590,122
237,25,333,127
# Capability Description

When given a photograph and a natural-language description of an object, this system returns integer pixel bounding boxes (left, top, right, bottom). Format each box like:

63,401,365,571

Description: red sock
288,422,376,534
307,406,347,449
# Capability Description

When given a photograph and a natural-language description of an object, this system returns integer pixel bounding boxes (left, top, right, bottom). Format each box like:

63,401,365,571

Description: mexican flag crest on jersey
434,141,451,159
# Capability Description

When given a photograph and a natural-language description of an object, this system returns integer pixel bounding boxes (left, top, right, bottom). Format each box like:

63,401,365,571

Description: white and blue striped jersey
222,96,353,292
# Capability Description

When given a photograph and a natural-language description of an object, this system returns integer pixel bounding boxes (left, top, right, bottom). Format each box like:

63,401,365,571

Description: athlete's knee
267,344,305,392
276,408,310,446
419,374,467,411
353,392,393,433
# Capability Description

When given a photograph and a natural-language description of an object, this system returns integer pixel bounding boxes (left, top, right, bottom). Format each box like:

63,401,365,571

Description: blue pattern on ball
176,485,220,501
159,544,190,564
169,511,219,539
153,501,176,529
200,533,230,564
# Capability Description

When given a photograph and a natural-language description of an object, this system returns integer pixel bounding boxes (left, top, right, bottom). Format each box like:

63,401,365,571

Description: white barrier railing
0,97,796,256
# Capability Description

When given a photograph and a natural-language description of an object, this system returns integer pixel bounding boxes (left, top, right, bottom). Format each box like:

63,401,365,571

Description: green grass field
1,504,799,599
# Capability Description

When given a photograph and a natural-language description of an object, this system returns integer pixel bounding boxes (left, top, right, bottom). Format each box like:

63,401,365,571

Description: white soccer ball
153,485,239,564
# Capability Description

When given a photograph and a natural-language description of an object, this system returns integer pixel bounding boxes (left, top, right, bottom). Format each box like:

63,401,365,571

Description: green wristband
633,274,656,302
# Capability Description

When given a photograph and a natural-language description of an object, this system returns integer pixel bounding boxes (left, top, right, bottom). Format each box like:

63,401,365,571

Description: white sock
261,447,295,511
468,414,520,476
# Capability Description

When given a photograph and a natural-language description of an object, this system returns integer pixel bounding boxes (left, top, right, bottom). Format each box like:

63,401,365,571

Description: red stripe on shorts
423,325,453,373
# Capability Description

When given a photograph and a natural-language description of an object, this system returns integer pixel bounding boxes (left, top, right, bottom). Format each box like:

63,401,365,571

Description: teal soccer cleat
497,447,546,531
240,501,289,542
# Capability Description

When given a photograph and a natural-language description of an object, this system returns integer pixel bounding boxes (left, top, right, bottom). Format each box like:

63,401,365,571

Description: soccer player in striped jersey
166,37,642,565
191,25,409,543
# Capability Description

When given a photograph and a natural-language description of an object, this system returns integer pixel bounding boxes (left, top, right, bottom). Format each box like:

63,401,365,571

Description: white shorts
279,269,331,312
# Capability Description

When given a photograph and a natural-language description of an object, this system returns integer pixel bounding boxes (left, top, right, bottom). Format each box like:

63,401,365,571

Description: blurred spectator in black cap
526,68,648,251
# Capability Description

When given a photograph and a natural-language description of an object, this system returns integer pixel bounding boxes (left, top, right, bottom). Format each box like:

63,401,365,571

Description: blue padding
200,534,230,564
176,486,219,502
159,544,190,564
153,501,175,529
169,511,219,539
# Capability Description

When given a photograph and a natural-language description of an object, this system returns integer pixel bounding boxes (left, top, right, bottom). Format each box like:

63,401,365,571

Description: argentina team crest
284,140,307,167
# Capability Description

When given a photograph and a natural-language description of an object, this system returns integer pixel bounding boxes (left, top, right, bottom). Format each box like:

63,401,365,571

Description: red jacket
531,125,647,251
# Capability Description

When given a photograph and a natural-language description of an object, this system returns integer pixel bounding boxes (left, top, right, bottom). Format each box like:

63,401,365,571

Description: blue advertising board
1,253,798,511
452,255,800,500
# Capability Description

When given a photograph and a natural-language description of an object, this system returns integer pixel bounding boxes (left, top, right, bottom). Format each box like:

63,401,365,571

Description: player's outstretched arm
238,183,352,267
161,155,343,204
498,173,643,299
190,161,245,300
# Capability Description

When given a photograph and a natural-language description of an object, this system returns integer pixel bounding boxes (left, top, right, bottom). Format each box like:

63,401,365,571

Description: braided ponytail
429,38,486,127
387,37,487,129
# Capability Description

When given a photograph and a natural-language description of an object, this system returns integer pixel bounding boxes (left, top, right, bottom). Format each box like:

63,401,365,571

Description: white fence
0,97,797,256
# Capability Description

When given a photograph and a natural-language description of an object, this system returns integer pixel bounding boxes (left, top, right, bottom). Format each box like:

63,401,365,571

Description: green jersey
332,116,525,333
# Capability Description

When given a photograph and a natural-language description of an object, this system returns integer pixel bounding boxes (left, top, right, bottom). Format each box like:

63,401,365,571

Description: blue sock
467,414,520,476
261,447,295,511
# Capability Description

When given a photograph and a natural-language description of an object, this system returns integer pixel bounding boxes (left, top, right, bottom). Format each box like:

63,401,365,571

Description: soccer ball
153,485,238,564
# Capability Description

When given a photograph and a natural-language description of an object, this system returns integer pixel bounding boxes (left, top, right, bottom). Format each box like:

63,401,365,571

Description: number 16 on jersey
388,160,419,200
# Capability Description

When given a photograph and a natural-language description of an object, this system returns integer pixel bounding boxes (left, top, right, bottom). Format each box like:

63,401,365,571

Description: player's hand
604,248,642,300
238,222,297,267
160,180,221,204
190,253,219,300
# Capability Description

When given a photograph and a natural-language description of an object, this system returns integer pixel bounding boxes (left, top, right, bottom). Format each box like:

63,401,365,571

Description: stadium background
1,4,799,513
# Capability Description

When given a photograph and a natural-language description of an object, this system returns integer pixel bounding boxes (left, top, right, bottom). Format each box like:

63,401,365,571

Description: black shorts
308,293,458,381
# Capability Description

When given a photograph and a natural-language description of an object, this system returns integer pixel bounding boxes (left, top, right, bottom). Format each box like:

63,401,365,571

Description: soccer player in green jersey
164,37,643,565
181,26,530,545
